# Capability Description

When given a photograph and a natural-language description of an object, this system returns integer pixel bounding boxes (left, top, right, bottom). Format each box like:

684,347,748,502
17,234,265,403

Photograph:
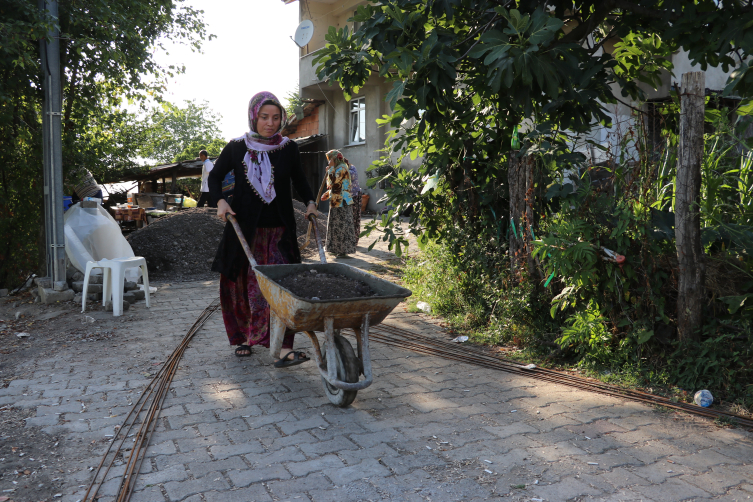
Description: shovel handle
226,214,258,267
308,213,327,264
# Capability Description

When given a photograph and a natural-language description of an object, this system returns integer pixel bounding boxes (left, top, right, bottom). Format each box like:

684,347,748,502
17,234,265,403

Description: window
349,97,366,144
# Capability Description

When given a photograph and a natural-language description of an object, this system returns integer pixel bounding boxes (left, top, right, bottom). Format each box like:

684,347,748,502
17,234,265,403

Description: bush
403,231,557,349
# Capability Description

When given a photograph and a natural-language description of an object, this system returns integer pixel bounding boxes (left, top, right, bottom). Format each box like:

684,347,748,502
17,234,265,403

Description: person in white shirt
197,150,216,207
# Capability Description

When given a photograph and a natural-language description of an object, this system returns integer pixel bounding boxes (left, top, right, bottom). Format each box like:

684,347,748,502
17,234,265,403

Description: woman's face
256,104,282,137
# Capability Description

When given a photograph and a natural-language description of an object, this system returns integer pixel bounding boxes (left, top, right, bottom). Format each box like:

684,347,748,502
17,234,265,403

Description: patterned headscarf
233,92,290,204
326,149,348,166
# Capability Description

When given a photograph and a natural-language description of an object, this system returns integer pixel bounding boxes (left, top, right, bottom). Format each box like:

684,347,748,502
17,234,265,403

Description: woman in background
321,150,356,257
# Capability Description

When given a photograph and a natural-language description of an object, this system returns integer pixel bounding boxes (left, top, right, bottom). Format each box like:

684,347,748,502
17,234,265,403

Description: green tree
0,0,210,288
314,0,753,251
173,137,226,163
139,100,224,164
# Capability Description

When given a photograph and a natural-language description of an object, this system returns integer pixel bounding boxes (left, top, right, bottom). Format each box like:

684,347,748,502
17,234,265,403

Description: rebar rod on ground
83,298,220,502
361,323,753,429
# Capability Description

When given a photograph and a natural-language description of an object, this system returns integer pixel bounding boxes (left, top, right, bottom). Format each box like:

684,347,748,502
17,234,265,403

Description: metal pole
39,0,67,288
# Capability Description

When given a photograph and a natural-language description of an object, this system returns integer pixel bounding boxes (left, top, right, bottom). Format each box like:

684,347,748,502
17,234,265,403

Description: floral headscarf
322,150,354,207
325,149,347,165
233,92,290,204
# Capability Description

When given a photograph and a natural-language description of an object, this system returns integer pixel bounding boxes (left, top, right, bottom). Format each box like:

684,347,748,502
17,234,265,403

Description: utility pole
39,0,71,299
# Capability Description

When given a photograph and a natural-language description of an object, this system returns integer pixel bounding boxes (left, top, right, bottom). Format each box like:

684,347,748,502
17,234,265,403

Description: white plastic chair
82,257,151,316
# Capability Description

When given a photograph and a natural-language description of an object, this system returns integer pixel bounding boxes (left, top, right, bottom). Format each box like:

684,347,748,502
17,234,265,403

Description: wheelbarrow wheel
321,334,359,407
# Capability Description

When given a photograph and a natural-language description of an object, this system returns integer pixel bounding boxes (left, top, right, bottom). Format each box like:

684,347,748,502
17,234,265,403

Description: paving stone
144,440,177,456
381,450,449,475
154,448,213,471
267,472,334,498
165,410,218,429
299,435,359,455
573,449,643,469
203,486,273,502
669,448,741,471
129,485,167,502
286,454,344,477
163,472,231,500
187,456,247,478
484,422,539,439
598,466,652,489
338,443,400,465
261,430,317,450
133,463,188,487
630,461,699,484
531,476,604,501
323,457,391,485
532,440,588,462
226,464,291,487
681,465,752,494
633,477,711,501
210,440,265,460
349,429,408,448
308,481,383,502
246,445,306,466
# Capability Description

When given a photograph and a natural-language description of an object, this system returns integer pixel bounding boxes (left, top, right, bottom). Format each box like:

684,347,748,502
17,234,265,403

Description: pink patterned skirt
219,227,295,349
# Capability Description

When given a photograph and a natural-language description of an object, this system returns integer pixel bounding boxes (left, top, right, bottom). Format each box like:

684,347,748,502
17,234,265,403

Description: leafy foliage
1,0,211,288
315,0,753,407
138,100,224,164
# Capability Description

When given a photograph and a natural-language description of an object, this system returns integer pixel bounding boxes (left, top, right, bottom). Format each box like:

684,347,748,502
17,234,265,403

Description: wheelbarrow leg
324,317,338,383
269,310,286,359
353,313,372,380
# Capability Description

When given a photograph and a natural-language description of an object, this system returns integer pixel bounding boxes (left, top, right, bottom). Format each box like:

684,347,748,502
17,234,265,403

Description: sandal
234,345,253,357
274,351,310,368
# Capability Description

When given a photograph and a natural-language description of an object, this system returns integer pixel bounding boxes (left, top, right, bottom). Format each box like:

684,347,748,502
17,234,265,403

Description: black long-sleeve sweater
208,138,315,280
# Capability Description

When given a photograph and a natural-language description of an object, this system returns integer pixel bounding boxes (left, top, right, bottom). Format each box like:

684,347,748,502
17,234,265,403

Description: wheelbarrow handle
308,213,327,264
226,214,258,267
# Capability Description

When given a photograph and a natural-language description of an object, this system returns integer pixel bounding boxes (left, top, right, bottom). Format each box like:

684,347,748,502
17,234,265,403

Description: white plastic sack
64,203,141,283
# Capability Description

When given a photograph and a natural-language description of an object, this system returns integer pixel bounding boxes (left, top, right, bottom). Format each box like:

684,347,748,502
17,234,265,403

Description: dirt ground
276,270,375,299
0,293,128,502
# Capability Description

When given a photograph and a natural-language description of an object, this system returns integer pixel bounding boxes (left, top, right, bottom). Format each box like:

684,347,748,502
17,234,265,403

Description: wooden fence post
676,71,705,342
509,152,535,281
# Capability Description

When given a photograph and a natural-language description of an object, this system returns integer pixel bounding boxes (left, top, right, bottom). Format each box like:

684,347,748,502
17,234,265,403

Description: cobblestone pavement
2,250,752,501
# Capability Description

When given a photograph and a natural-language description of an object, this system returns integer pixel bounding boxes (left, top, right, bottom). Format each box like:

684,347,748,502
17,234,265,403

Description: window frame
348,96,366,145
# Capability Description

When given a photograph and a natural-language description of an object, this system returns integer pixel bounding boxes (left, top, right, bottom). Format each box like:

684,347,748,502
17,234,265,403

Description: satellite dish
293,20,314,47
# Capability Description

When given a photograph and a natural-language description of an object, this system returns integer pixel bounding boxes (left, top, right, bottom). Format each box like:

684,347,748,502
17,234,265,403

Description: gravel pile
126,202,328,282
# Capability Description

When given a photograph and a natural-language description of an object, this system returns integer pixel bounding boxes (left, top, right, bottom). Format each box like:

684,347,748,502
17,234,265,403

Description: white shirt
201,159,214,192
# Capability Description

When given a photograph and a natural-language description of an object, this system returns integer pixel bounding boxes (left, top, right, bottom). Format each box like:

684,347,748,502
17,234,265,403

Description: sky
153,0,301,139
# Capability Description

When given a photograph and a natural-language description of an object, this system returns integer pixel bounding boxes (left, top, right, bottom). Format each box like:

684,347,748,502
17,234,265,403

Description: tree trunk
509,152,534,281
675,72,705,342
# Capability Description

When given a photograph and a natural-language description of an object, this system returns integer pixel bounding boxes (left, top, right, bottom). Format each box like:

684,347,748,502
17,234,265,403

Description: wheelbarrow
226,214,411,406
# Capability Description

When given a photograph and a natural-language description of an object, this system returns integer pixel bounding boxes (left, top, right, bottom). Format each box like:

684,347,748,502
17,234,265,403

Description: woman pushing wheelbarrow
208,91,318,368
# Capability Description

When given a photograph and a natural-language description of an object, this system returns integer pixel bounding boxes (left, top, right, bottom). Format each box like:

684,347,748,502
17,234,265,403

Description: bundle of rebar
364,323,753,429
83,299,220,502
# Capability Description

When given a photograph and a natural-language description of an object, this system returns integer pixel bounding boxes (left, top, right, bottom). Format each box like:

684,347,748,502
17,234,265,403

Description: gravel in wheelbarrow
276,269,376,300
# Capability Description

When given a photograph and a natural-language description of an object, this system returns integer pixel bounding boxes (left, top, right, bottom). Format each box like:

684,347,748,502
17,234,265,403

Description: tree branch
558,1,617,46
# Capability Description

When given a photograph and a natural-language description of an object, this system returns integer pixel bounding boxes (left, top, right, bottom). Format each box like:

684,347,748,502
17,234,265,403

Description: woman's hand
305,202,318,219
217,199,235,222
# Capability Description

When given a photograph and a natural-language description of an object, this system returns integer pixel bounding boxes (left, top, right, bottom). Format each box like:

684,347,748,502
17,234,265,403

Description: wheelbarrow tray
253,262,412,332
